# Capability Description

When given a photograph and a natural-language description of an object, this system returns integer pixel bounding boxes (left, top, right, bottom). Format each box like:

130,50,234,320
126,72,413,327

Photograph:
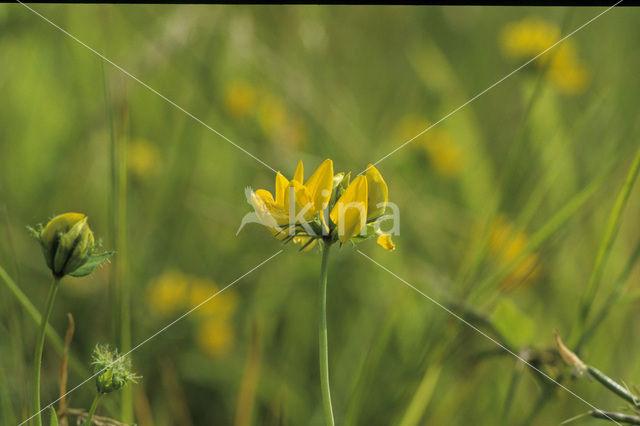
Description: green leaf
490,298,535,349
49,406,58,426
351,224,377,243
68,251,115,277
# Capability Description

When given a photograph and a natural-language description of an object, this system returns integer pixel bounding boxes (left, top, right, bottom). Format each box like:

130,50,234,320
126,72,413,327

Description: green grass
1,4,640,426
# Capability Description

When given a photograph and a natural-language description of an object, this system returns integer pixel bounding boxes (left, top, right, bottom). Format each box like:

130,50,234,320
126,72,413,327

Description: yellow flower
548,56,590,95
224,80,257,119
147,269,189,315
396,116,463,178
365,164,388,220
196,318,234,357
423,132,463,177
248,159,334,231
500,17,590,95
244,160,396,250
500,17,560,63
487,216,540,289
189,278,238,318
377,234,395,252
330,175,368,244
127,138,161,180
257,93,287,137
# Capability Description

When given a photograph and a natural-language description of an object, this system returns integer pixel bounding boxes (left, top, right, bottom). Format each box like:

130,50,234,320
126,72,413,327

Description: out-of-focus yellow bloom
128,138,161,180
147,269,189,315
377,234,395,252
487,216,541,290
196,318,234,357
224,80,257,119
548,46,590,94
258,93,287,137
397,116,463,178
500,17,560,62
148,270,239,357
189,278,239,318
500,17,590,95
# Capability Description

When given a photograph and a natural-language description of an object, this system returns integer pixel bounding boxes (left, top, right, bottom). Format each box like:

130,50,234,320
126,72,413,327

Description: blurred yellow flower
224,80,257,119
258,93,287,137
397,115,463,178
128,138,161,180
196,317,234,357
548,47,590,95
147,270,239,357
147,269,189,315
500,17,590,95
487,216,541,290
189,277,239,318
500,17,560,62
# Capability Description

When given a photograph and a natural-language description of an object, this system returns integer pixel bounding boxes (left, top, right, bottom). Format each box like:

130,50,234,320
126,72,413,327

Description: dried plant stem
319,242,335,426
33,277,60,426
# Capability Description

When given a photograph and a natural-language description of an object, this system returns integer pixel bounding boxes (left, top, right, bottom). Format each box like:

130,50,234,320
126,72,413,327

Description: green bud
29,213,99,278
91,344,140,395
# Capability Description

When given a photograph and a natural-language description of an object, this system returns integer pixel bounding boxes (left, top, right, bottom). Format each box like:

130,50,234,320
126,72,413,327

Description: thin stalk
575,238,640,351
318,242,335,426
84,393,103,426
591,410,640,425
32,277,60,426
119,126,132,423
580,144,640,323
587,365,640,408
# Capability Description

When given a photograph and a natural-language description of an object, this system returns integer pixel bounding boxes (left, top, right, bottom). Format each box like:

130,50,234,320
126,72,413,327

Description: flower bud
30,213,96,278
91,344,140,394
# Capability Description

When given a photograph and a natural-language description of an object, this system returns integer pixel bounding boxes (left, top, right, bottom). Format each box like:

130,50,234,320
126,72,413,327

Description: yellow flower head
224,80,257,119
147,269,189,315
243,160,395,250
500,17,560,62
196,317,234,357
128,138,161,180
189,278,239,318
487,216,541,290
500,17,590,95
396,115,463,178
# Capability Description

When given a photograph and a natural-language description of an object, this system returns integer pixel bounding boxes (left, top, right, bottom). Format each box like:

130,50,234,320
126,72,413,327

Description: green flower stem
84,393,103,426
580,144,640,323
591,410,640,425
319,242,335,426
32,277,60,426
587,365,640,408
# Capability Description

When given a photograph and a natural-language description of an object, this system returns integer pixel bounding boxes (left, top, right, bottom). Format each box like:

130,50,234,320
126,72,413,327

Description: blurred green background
2,4,640,426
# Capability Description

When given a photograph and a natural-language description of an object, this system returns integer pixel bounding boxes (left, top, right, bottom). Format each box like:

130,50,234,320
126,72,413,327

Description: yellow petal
274,172,289,208
330,175,368,243
283,180,314,221
377,234,396,252
254,189,275,205
365,164,388,220
293,160,304,183
305,159,334,212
